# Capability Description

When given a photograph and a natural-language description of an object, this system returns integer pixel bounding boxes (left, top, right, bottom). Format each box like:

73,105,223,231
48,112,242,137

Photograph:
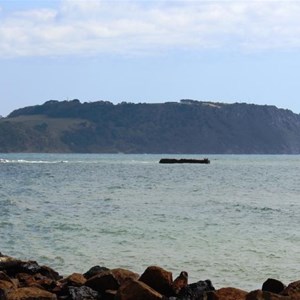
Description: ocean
0,153,299,291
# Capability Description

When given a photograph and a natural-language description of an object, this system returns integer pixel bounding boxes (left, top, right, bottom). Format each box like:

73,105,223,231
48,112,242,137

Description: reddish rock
85,268,138,293
0,271,14,283
281,281,300,297
0,271,17,291
5,286,57,300
210,287,248,300
85,270,119,293
52,272,87,298
246,290,290,300
16,272,56,291
262,278,286,294
172,271,188,295
17,273,38,287
139,266,173,296
111,268,139,285
60,273,86,287
33,274,55,291
115,279,164,300
0,279,16,291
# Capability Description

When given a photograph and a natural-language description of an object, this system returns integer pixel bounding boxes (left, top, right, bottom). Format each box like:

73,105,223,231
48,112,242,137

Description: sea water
0,154,300,290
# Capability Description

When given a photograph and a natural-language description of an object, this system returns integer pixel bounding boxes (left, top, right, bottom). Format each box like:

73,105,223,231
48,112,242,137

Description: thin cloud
0,0,300,57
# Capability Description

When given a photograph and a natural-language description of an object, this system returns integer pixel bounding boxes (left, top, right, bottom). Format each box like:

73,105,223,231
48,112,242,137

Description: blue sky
1,0,300,117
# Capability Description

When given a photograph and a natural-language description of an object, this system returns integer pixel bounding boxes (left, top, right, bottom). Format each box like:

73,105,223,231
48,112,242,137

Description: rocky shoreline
0,253,299,300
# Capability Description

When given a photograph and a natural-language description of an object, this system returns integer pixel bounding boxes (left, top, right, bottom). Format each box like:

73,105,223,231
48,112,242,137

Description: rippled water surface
1,154,300,290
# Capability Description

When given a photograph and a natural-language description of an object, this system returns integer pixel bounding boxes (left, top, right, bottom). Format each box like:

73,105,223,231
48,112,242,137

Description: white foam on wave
0,159,10,163
0,158,68,164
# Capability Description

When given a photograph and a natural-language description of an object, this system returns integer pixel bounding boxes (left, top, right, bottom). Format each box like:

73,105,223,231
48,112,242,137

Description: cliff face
1,99,300,153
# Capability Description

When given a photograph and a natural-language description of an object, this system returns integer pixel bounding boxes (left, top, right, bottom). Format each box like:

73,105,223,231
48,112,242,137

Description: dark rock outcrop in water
1,253,300,299
1,99,300,153
159,158,210,164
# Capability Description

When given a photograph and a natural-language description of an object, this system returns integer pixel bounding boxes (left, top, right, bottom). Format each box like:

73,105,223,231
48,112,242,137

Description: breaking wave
0,158,68,164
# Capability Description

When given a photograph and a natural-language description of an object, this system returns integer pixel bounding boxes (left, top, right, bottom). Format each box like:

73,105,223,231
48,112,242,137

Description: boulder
5,286,57,300
281,281,300,297
172,272,188,295
85,271,118,293
246,290,290,300
0,254,60,281
16,272,56,291
85,268,138,293
110,268,139,286
139,266,173,296
0,271,17,290
262,278,286,294
84,266,109,279
0,271,15,283
16,273,42,289
0,279,16,291
208,287,248,300
0,273,18,298
60,273,87,287
51,272,88,298
177,280,215,300
0,254,23,275
115,279,164,300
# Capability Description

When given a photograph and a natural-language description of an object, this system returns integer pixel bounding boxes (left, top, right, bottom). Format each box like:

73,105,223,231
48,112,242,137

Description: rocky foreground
0,253,300,300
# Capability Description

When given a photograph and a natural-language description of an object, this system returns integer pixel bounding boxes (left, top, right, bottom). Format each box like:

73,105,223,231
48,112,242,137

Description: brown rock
281,281,300,296
52,273,87,299
16,272,56,291
39,266,61,281
0,272,14,283
111,268,139,285
0,279,16,291
34,275,55,291
0,271,17,290
5,286,57,300
85,268,138,293
211,287,248,300
139,266,173,296
60,273,86,287
85,270,119,293
262,278,286,294
17,273,37,287
115,279,164,300
172,271,188,295
246,290,290,300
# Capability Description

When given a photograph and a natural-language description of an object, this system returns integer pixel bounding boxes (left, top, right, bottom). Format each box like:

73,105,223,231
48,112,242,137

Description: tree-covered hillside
1,99,300,153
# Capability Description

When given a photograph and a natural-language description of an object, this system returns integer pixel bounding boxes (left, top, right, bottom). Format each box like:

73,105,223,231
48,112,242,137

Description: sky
1,0,300,117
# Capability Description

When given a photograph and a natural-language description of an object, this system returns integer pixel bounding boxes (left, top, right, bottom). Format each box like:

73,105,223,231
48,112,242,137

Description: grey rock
68,286,102,300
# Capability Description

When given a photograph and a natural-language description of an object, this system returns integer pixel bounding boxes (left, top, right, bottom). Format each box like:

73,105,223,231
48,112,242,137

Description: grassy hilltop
1,99,300,153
